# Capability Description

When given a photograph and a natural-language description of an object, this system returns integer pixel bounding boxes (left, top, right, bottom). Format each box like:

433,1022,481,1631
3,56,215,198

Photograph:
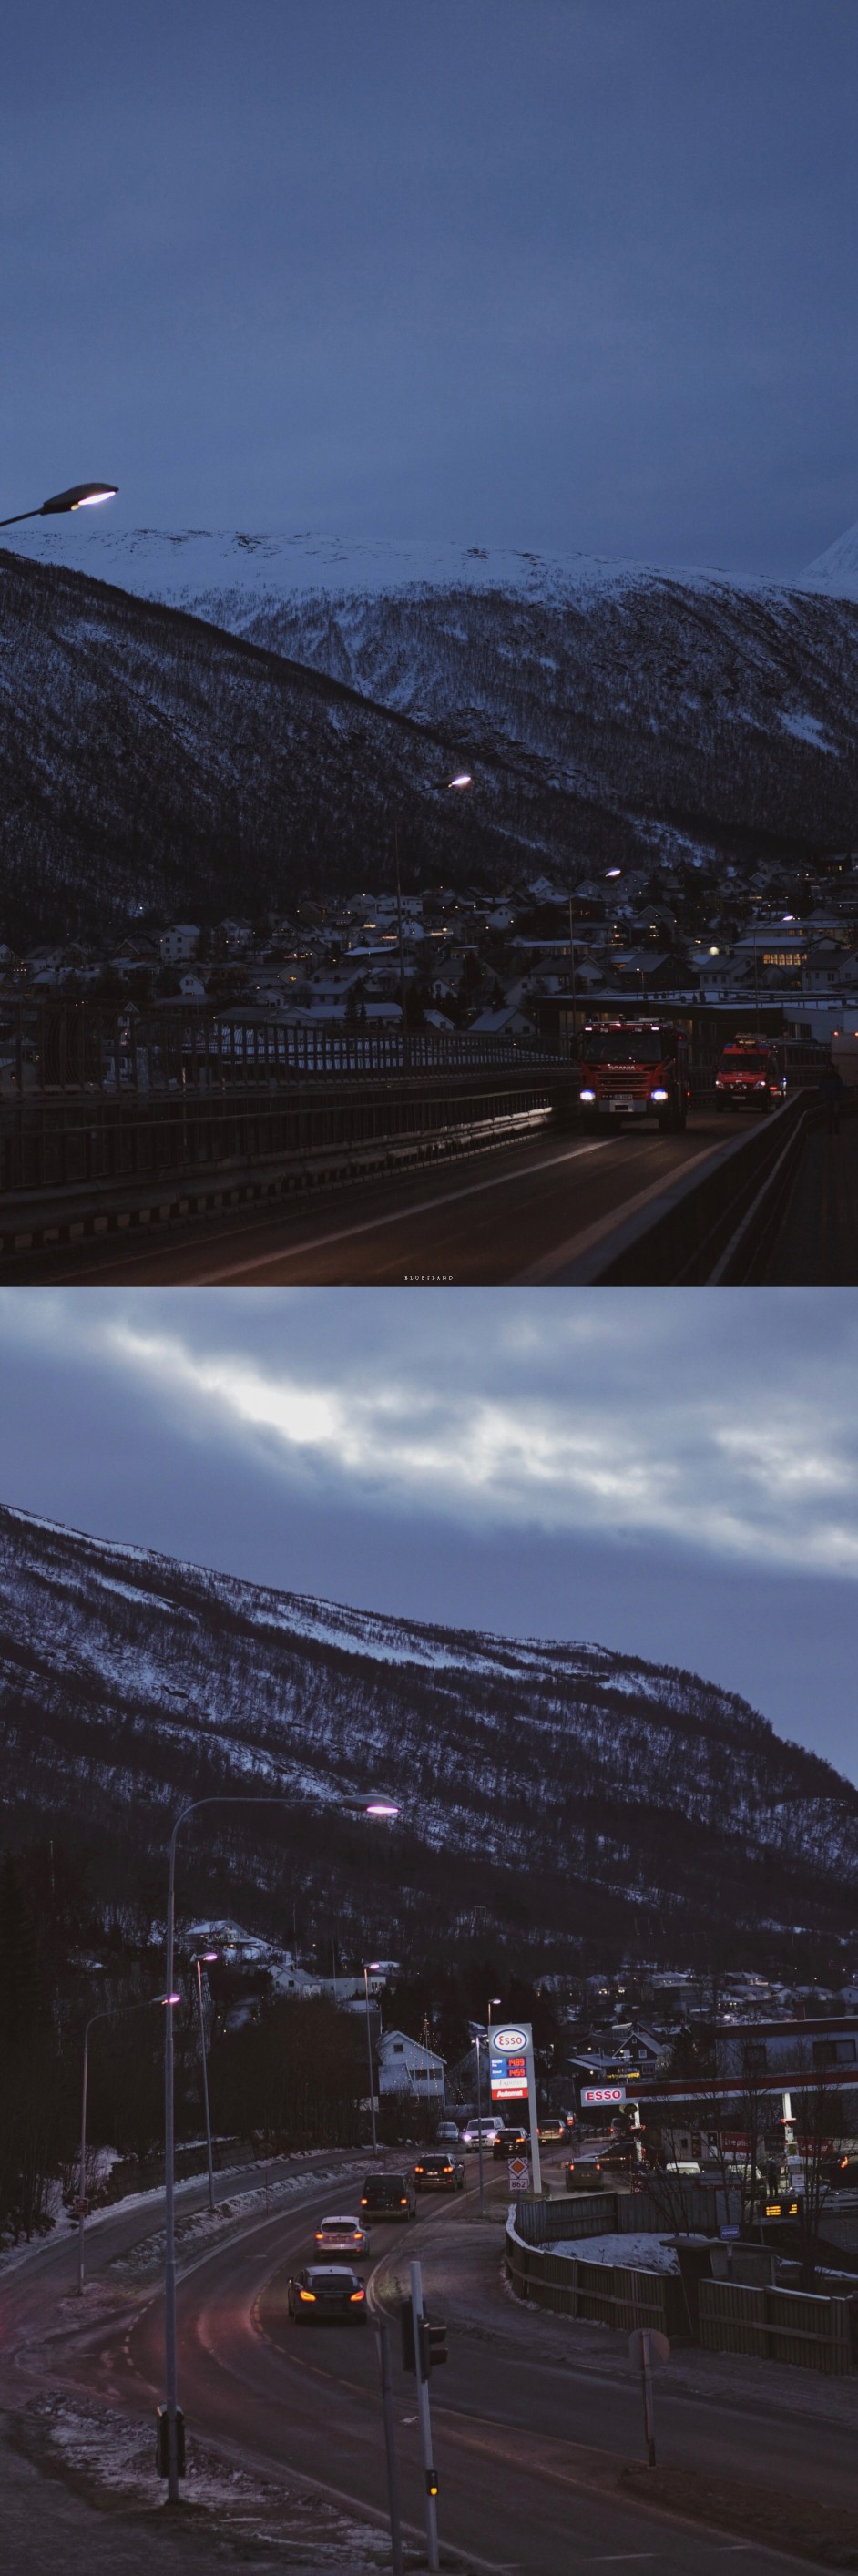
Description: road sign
581,2085,626,2107
628,2329,669,2469
628,2328,670,2369
488,2020,541,2194
508,2156,531,2192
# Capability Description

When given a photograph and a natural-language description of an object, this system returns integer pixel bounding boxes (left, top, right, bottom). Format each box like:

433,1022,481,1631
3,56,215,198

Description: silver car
313,2212,369,2255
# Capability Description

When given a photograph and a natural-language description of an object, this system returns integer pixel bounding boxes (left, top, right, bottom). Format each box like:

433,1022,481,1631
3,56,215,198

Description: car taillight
400,2196,408,2205
443,2165,453,2173
350,2288,364,2302
299,2288,316,2302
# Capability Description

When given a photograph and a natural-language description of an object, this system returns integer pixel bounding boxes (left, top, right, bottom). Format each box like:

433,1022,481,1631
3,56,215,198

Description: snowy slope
1,1503,856,1956
801,519,858,602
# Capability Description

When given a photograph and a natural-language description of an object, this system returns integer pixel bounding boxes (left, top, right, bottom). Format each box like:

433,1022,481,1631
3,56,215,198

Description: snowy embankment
554,2231,679,2273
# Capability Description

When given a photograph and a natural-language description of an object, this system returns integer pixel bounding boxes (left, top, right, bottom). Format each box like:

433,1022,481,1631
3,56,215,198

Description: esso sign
581,2085,626,2107
492,2027,529,2056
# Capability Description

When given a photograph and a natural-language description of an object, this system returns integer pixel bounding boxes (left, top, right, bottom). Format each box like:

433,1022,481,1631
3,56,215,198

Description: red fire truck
714,1034,787,1113
577,1021,689,1131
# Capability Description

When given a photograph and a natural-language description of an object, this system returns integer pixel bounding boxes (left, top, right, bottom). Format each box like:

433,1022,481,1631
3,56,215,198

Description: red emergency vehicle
577,1021,689,1131
714,1034,787,1113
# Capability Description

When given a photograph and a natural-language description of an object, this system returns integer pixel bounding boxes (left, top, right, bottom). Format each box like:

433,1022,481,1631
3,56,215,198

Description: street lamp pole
192,1955,219,2215
363,1963,380,2153
163,1792,398,2505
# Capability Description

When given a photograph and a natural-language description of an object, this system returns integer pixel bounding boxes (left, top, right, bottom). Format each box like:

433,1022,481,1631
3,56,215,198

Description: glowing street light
0,481,118,532
447,772,472,789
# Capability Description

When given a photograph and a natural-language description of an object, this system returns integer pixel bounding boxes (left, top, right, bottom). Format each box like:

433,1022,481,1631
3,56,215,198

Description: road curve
16,2159,841,2576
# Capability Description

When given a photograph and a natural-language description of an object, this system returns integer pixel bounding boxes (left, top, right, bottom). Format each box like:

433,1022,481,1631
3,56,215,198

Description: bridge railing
0,1000,567,1101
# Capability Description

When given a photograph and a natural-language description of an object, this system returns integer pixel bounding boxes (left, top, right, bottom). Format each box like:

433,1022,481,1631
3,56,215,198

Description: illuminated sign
581,2085,626,2107
489,2022,533,2105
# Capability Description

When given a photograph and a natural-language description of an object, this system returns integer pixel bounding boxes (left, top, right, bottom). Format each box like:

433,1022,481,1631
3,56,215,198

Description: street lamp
161,1791,398,2503
190,1952,219,2215
363,1961,383,2152
77,1990,179,2294
0,481,118,532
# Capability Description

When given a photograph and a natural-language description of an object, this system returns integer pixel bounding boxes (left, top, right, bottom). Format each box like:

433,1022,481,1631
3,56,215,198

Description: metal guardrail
557,1095,817,1286
0,999,566,1099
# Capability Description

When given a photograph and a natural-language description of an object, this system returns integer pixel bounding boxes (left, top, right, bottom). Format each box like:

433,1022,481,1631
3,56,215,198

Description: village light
0,481,118,530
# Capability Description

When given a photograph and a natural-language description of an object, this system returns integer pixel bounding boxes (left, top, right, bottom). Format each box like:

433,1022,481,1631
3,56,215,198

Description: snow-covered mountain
1,1502,855,1959
3,530,858,945
801,518,858,602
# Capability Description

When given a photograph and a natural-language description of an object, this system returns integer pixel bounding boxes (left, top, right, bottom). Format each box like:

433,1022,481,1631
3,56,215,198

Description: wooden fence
700,2278,853,2375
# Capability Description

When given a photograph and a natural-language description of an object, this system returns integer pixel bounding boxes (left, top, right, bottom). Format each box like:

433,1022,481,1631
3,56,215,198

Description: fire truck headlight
650,1088,669,1101
579,1089,596,1102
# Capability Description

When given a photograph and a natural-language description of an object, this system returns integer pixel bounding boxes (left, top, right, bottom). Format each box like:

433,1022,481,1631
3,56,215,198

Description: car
360,2170,417,2220
461,2117,504,2151
435,2121,463,2146
536,2119,567,2145
286,2264,367,2323
492,2126,529,2162
414,2151,465,2193
565,2158,606,2193
313,2213,369,2254
598,2140,638,2172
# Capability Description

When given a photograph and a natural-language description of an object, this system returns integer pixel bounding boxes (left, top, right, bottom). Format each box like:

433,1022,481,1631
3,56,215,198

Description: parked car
461,2117,504,2151
313,2213,369,2254
414,2151,465,2193
565,2158,605,2193
286,2264,367,2323
492,2126,529,2162
360,2170,417,2220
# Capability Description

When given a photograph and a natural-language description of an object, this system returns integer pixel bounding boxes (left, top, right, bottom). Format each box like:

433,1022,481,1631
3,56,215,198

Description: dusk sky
1,1286,856,1784
3,0,856,577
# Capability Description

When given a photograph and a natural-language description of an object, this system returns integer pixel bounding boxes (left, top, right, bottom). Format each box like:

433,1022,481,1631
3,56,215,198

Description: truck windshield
720,1051,768,1073
582,1034,668,1065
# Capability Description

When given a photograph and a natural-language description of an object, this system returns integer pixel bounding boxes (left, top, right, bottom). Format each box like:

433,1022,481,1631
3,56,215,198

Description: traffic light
156,2407,186,2477
418,2318,448,2376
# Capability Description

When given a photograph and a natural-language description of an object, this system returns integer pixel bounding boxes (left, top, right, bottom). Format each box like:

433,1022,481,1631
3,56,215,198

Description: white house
160,925,201,966
378,2029,446,2101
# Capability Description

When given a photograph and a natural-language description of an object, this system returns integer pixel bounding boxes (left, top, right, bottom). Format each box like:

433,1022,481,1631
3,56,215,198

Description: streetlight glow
364,1799,399,1817
447,772,472,788
0,481,118,533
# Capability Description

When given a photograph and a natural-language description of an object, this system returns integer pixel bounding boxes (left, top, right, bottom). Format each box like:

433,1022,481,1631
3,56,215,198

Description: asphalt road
7,1109,752,1284
763,1109,858,1282
5,2152,852,2574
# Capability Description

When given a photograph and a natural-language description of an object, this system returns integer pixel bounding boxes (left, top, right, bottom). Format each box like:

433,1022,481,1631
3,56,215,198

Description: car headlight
579,1088,596,1102
650,1087,669,1101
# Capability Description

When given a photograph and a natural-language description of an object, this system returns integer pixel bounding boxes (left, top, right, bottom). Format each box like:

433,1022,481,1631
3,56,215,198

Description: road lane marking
199,1140,615,1278
516,1140,730,1281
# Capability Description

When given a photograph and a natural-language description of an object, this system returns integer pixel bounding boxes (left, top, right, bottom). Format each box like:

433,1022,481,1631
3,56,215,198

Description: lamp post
363,1961,382,2152
77,1989,178,2295
162,1791,398,2503
0,481,118,532
190,1953,219,2215
393,772,472,1062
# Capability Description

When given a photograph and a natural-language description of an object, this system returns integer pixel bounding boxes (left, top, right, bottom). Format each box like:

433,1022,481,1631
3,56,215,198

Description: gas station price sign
489,2024,532,2103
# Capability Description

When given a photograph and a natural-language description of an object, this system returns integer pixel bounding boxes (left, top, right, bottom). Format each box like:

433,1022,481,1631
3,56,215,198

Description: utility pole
375,2318,404,2576
410,2260,440,2573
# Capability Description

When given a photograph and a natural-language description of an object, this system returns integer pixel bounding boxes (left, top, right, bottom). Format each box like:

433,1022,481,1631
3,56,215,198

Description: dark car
414,2151,465,2193
492,2126,529,2162
286,2264,367,2322
360,2170,417,2220
565,2158,606,2193
599,2139,638,2171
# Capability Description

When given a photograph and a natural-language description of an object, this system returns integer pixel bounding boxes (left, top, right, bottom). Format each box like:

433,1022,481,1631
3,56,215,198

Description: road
4,2151,853,2573
5,1110,752,1284
763,1109,858,1282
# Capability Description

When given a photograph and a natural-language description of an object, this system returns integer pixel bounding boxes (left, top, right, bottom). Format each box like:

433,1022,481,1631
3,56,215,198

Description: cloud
3,1287,857,1580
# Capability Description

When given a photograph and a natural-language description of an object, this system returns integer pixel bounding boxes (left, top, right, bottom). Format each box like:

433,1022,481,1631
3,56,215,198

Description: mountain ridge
1,1502,855,1963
